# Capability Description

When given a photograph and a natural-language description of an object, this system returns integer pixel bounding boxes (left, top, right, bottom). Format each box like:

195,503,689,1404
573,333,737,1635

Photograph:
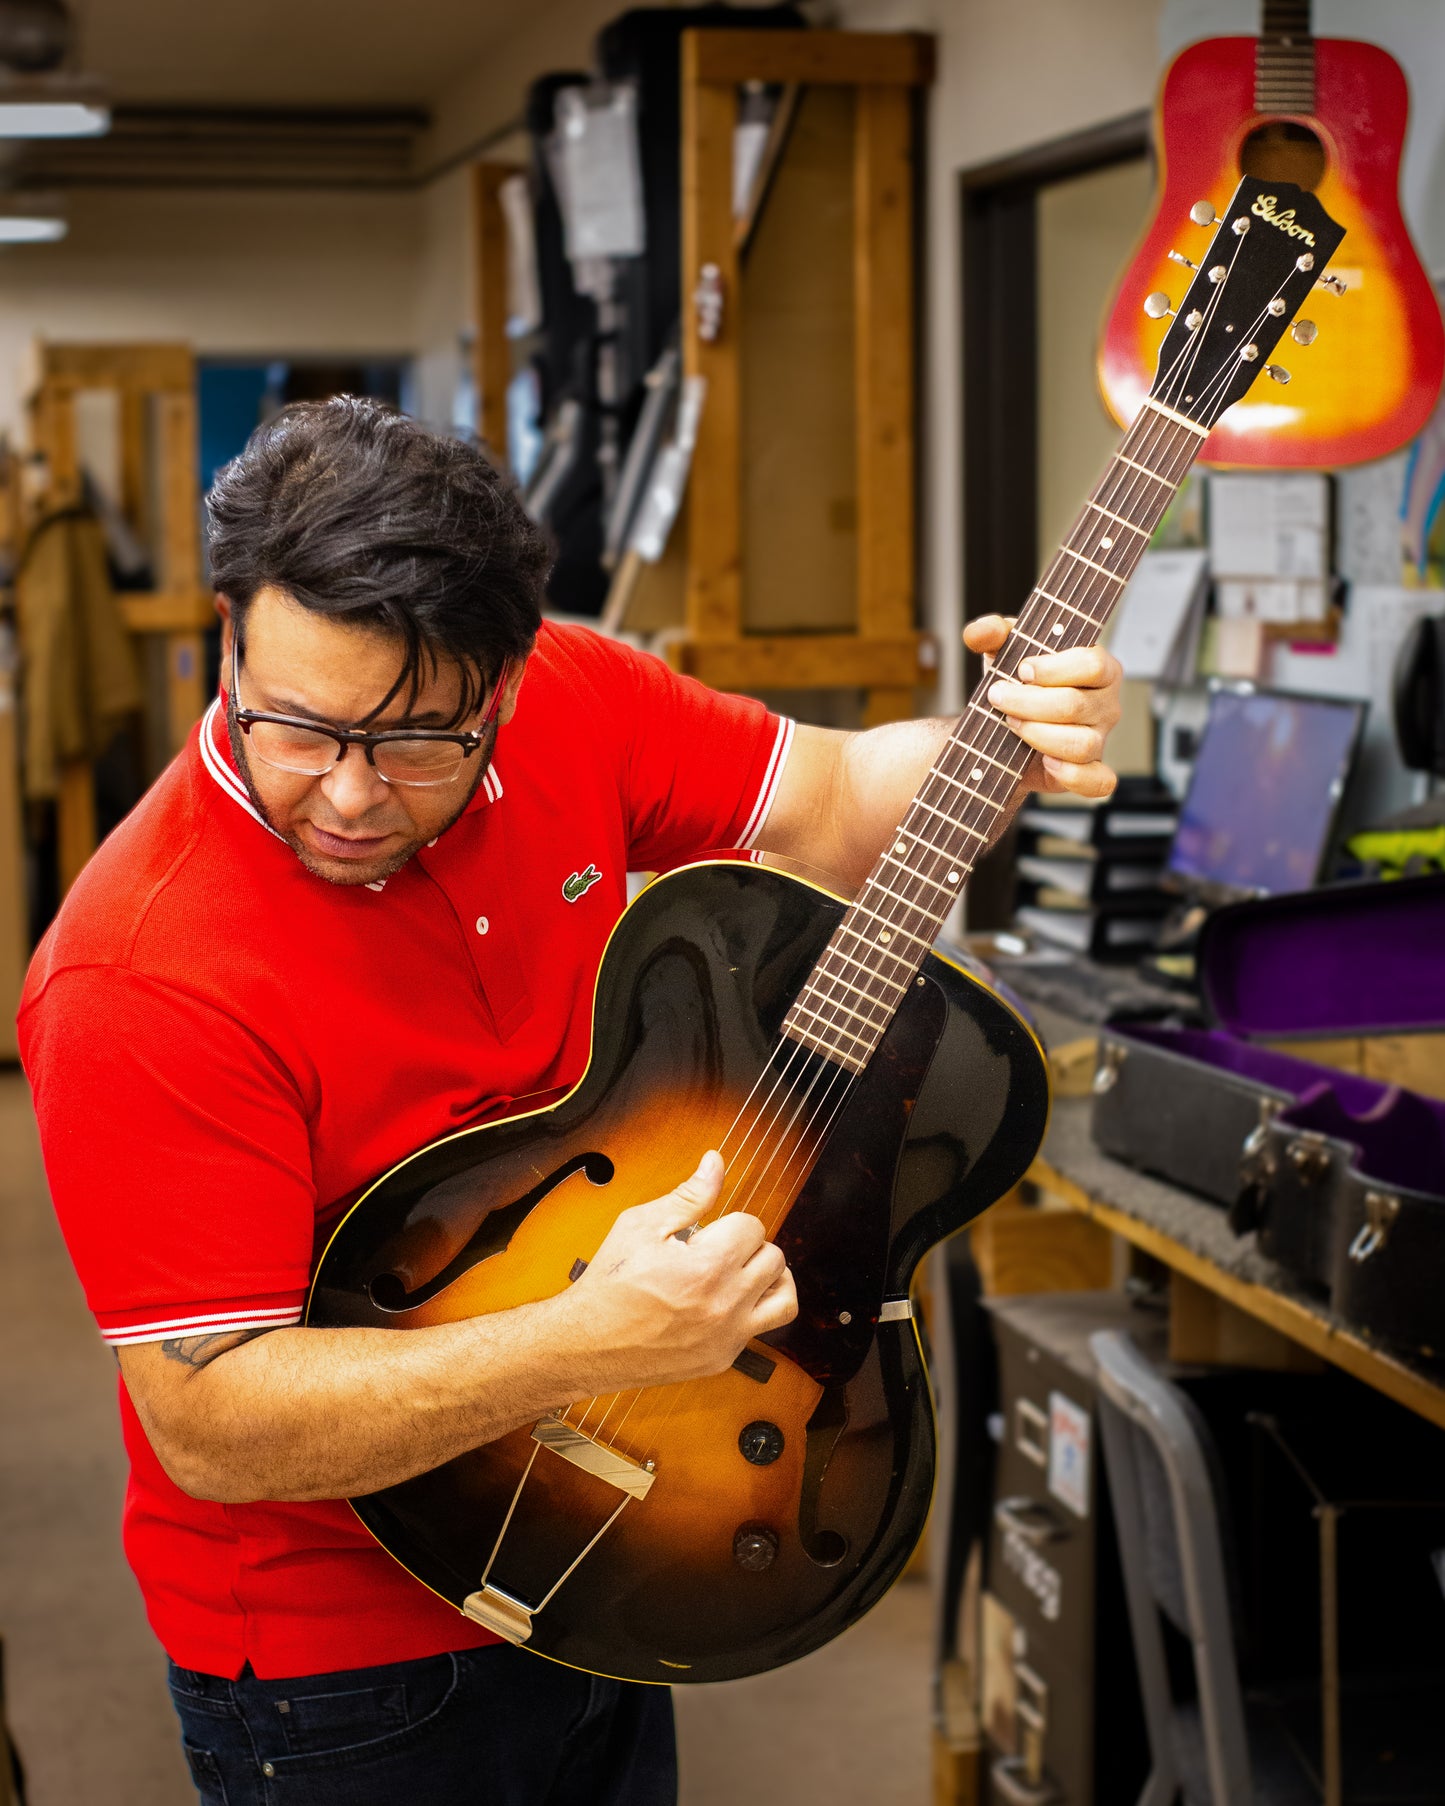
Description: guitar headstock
1148,177,1346,430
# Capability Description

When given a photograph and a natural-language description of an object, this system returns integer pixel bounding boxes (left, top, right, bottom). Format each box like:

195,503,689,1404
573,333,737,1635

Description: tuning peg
1317,273,1347,296
1190,200,1217,226
1167,248,1198,270
1265,364,1291,385
1291,319,1318,346
1143,291,1173,319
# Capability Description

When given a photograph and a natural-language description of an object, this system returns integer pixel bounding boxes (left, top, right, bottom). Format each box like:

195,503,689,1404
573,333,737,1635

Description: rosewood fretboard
781,402,1202,1073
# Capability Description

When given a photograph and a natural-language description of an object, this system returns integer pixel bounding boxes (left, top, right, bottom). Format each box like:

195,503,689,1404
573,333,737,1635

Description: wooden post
472,162,515,467
681,31,743,645
156,388,207,750
855,81,917,728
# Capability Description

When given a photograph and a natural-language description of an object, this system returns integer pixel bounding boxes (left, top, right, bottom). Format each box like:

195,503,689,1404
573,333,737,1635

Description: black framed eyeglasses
230,640,509,789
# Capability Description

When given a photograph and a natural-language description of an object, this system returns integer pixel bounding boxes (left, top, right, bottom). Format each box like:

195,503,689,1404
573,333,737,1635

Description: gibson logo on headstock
1250,193,1316,247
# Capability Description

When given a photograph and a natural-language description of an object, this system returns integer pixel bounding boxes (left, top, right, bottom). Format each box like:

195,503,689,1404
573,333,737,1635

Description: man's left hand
965,614,1124,800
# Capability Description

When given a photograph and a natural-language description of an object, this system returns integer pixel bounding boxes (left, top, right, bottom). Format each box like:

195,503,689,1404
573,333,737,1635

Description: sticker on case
1047,1390,1091,1518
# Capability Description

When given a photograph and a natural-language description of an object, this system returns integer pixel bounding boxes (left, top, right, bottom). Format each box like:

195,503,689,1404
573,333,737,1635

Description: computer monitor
1166,684,1366,899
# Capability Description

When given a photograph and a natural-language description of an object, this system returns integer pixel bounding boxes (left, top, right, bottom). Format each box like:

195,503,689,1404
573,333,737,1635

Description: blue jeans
168,1645,677,1805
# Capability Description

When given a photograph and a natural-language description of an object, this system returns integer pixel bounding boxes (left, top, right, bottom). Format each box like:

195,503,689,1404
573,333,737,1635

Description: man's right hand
559,1150,798,1392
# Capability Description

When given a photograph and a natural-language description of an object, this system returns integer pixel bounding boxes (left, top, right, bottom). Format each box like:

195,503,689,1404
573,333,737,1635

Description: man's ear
216,596,234,667
496,647,531,727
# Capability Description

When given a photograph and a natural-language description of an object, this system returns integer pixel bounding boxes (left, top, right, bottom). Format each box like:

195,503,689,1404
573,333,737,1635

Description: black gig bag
1090,877,1445,1355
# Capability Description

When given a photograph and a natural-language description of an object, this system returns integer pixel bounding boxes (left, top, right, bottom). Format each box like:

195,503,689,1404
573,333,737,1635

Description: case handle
994,1496,1067,1545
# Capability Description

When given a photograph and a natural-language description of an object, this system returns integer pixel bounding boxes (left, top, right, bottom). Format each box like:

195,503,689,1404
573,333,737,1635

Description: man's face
223,586,522,888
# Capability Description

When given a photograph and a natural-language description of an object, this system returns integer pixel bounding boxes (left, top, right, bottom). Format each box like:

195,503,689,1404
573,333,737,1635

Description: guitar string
593,399,1211,1450
577,237,1282,1453
594,399,1202,1449
595,401,1212,1454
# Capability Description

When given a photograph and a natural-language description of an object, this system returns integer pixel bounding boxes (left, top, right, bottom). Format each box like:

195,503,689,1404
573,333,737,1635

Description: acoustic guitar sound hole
1239,121,1326,191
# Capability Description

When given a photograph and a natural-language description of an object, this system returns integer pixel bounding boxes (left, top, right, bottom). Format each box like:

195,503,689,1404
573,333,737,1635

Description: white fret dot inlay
947,871,960,884
971,767,985,782
894,840,906,854
879,930,892,944
1050,623,1064,636
1099,536,1113,549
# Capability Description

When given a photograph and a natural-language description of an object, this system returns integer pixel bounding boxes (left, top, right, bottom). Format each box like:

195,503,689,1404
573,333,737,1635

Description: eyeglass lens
246,720,467,786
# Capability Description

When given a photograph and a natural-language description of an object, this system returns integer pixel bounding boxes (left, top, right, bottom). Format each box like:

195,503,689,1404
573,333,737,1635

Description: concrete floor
0,1070,934,1805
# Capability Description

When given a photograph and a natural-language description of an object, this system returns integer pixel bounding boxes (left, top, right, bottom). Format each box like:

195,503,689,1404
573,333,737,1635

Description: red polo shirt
19,622,793,1679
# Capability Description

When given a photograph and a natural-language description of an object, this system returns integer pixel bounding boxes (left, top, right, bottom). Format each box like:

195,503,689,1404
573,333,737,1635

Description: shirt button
262,1762,276,1777
475,916,489,935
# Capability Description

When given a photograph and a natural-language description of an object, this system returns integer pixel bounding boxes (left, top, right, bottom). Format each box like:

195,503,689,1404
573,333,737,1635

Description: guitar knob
1291,319,1318,346
733,1524,780,1572
739,1420,785,1466
1142,291,1173,319
1265,364,1291,385
1189,200,1216,226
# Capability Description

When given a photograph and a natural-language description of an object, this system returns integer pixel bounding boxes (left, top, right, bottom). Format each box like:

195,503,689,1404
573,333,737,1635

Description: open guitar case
1090,876,1445,1356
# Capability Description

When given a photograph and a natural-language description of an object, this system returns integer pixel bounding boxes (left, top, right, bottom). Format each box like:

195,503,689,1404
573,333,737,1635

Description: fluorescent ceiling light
0,214,66,242
0,98,107,136
0,75,109,138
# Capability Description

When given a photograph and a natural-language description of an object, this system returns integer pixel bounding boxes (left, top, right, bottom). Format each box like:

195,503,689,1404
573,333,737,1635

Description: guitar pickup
732,1345,776,1385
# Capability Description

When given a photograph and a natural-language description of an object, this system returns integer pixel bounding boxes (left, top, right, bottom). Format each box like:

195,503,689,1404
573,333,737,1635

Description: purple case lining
1116,1022,1445,1195
1200,874,1445,1041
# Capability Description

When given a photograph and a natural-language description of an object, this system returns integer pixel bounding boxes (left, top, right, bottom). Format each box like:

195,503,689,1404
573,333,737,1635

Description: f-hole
1239,121,1326,191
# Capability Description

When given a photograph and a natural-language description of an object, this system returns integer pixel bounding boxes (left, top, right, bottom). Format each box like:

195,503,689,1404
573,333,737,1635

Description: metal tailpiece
531,1416,657,1499
462,1584,534,1643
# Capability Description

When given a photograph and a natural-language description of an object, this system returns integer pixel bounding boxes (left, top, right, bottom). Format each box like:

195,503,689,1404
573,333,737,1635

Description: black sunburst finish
309,861,1049,1683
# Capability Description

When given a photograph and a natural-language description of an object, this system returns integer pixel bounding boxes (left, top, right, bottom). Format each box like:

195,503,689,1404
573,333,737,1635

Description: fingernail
988,682,1006,705
1019,660,1035,682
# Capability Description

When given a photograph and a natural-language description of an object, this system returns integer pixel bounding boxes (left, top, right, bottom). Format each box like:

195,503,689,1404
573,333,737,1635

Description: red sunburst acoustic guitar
1100,0,1441,467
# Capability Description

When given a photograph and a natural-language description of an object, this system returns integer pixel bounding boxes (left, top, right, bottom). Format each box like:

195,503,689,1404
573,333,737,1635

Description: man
21,399,1122,1805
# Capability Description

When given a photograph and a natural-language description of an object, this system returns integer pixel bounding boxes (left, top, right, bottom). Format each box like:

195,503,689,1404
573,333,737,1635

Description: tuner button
1291,319,1318,346
1208,265,1227,284
1317,274,1347,296
1142,291,1173,319
1265,364,1291,385
1240,343,1260,361
1232,217,1250,235
1167,248,1198,270
1297,252,1315,272
1268,298,1286,316
1185,309,1203,331
1190,200,1216,226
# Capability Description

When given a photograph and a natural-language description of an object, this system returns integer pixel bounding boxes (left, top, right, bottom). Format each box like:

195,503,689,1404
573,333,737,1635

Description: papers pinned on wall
1107,549,1209,683
1209,472,1330,580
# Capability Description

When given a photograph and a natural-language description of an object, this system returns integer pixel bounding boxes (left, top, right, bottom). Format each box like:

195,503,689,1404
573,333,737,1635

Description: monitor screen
1168,687,1365,897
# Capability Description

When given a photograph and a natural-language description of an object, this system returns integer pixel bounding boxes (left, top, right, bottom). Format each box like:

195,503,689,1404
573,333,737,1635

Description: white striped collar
198,698,505,882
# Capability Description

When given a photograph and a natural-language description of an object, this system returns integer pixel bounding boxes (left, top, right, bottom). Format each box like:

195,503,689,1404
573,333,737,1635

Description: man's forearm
126,1294,591,1504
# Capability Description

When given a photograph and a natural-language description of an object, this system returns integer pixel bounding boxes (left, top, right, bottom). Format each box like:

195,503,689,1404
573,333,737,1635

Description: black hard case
1089,878,1445,1355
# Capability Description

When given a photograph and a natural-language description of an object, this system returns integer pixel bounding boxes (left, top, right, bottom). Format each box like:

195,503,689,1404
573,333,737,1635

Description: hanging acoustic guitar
309,176,1345,1684
1099,0,1436,467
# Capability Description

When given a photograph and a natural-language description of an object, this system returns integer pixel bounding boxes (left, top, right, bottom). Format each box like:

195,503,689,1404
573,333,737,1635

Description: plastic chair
1089,1330,1316,1806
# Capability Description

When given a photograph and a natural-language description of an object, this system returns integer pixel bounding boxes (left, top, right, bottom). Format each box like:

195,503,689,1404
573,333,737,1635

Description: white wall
0,186,428,437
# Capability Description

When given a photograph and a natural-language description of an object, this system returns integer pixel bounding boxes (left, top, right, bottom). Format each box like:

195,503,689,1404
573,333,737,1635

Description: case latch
1347,1191,1400,1265
1091,1041,1127,1095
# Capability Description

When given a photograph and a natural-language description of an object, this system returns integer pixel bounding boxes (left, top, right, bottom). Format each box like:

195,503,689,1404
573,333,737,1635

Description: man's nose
319,747,391,817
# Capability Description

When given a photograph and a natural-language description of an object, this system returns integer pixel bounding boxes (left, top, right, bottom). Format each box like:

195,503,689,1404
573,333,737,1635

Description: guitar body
1100,35,1443,466
309,860,1049,1682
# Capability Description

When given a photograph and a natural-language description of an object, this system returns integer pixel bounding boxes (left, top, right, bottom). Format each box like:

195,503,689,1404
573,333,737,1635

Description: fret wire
1079,501,1149,538
847,890,939,943
1034,587,1103,627
908,788,994,842
830,923,928,976
1055,545,1127,583
888,824,975,870
913,761,1010,812
794,983,893,1028
780,1023,866,1072
866,870,953,917
783,1001,875,1055
935,739,1022,778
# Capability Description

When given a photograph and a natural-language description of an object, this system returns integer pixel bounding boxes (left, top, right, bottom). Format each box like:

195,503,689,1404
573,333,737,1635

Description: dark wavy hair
206,397,551,722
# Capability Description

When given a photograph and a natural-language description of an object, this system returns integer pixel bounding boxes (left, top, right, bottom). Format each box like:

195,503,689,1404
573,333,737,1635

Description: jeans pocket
277,1682,409,1757
182,1741,230,1806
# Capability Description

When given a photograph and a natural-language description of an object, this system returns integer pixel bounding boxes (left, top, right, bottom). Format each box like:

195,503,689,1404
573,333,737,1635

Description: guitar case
1090,877,1445,1355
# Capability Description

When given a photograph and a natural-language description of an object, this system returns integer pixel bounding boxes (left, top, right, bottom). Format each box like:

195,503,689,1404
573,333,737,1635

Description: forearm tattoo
159,1326,280,1370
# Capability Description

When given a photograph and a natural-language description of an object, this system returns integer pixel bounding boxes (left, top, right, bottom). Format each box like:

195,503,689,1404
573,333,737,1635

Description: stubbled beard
225,705,493,886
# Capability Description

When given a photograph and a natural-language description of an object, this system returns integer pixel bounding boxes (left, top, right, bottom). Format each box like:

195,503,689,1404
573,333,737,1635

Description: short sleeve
598,637,794,871
21,966,317,1346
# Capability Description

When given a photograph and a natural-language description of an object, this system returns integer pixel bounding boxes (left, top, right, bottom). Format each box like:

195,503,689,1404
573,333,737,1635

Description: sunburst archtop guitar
1099,0,1438,467
309,177,1345,1684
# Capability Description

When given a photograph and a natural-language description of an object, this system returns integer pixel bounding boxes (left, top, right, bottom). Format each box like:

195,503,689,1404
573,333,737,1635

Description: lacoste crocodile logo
562,864,603,903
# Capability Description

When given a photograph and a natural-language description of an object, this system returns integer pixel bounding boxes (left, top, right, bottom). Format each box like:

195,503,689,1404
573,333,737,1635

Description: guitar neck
781,402,1203,1072
1256,0,1315,114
